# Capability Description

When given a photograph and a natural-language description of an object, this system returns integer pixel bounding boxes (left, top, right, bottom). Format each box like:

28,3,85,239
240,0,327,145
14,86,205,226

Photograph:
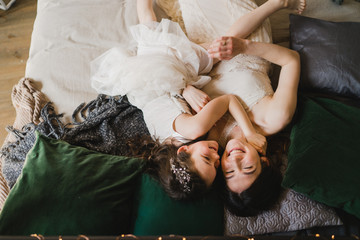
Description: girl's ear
260,156,270,166
177,145,189,154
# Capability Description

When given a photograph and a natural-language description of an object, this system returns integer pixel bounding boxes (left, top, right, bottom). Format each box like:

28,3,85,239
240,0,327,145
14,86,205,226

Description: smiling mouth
228,148,245,156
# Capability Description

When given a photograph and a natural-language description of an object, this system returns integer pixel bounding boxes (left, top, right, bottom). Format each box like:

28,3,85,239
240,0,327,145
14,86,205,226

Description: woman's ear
260,156,270,166
177,145,189,154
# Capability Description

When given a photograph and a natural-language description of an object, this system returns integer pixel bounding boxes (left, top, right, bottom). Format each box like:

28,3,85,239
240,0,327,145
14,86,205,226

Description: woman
182,0,305,215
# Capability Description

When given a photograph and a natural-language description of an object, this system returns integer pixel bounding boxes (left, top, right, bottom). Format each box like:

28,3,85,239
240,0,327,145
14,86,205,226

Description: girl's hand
182,85,211,113
246,132,267,156
208,36,248,60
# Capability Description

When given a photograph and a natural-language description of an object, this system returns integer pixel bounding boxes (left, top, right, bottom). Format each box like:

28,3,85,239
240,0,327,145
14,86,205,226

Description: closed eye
202,154,210,160
225,170,234,179
243,167,256,175
201,155,211,165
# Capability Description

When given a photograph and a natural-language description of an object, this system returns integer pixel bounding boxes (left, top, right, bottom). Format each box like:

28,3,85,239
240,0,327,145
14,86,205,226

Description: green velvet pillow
133,174,224,236
282,96,360,219
0,132,145,235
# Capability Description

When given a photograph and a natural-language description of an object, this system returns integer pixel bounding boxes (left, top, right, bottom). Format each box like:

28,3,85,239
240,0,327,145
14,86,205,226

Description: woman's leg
137,0,157,24
226,0,306,39
203,0,306,62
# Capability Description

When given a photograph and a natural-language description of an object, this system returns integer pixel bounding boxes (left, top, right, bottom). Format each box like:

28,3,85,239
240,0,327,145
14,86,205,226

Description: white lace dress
178,0,274,111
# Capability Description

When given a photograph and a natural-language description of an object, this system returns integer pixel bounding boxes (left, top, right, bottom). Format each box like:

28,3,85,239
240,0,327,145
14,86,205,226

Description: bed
0,0,360,237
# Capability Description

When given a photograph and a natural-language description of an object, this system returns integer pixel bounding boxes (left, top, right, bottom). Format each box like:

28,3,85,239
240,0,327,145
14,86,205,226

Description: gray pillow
290,14,360,99
225,188,342,235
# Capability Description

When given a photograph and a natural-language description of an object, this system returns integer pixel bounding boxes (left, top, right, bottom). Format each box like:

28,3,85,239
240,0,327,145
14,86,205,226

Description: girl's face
221,139,262,193
179,140,220,187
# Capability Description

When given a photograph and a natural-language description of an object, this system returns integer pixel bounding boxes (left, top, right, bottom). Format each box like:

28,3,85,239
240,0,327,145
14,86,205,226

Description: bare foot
283,0,306,14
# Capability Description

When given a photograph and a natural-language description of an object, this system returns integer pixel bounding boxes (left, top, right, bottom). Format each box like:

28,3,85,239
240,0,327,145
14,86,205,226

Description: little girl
91,0,265,199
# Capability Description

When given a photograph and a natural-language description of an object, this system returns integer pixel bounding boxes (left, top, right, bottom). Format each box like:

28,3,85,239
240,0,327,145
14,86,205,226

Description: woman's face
221,138,262,193
180,140,220,187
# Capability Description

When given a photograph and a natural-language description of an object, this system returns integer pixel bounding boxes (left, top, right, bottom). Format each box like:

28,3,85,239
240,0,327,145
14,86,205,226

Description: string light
30,234,44,240
230,234,255,240
77,235,90,240
352,235,360,240
25,233,360,239
116,234,138,239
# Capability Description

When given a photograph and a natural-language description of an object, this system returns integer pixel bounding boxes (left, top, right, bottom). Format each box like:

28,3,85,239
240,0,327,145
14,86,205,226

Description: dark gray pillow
290,14,360,99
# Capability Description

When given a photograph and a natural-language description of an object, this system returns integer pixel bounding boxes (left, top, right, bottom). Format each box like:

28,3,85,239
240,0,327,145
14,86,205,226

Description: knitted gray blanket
1,95,149,189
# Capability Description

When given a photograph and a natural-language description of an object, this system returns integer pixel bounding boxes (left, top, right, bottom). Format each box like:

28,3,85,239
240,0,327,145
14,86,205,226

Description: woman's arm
208,37,299,69
208,37,300,97
209,36,300,136
200,0,306,58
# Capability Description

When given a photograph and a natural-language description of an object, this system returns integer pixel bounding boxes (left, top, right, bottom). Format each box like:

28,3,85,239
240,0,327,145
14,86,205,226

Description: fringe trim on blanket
0,175,9,213
69,94,125,125
0,77,47,212
9,78,47,142
1,103,65,190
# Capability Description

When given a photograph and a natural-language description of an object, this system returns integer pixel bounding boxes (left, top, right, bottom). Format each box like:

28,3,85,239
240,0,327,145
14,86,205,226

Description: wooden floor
0,0,37,145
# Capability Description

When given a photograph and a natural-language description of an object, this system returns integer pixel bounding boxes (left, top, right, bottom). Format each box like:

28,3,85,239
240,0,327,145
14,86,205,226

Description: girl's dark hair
223,160,283,216
223,133,288,216
127,135,208,200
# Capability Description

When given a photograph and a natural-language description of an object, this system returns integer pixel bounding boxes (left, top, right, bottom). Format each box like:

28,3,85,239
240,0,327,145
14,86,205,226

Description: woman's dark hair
223,133,288,216
223,160,283,216
127,135,208,200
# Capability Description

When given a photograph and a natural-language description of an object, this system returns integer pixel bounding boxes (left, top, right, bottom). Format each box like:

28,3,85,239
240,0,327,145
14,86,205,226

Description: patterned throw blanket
1,94,149,189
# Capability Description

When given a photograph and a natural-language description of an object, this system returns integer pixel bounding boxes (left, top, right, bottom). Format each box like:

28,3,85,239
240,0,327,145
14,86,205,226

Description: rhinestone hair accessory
170,158,191,193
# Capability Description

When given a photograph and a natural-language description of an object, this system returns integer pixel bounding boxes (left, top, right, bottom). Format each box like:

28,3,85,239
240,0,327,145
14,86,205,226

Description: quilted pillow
290,14,360,99
225,188,342,235
0,132,145,235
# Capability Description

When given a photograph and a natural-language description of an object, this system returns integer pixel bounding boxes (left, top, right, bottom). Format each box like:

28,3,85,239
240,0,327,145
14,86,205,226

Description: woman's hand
246,132,267,156
182,85,211,113
207,36,248,60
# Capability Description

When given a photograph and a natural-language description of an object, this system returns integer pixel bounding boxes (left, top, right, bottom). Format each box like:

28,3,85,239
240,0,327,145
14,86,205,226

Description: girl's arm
137,0,156,24
174,95,265,147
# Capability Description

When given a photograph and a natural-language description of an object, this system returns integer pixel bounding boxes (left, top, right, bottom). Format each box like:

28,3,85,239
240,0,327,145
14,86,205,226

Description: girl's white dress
91,19,213,110
91,19,213,142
